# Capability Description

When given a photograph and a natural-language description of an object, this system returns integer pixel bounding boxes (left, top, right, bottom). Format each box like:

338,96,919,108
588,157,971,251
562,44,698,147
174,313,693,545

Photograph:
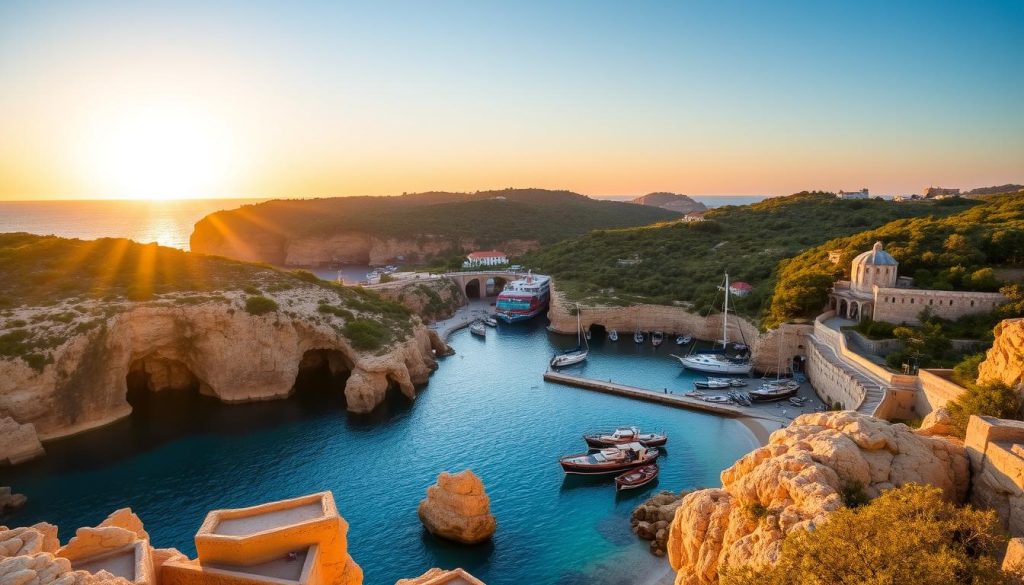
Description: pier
543,371,787,423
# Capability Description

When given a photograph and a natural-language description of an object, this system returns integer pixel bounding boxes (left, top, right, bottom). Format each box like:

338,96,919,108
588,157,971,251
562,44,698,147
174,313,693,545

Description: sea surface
0,196,772,253
1,320,757,585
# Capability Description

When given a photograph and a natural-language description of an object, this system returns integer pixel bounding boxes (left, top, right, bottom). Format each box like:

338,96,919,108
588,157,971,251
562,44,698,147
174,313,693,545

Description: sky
0,0,1022,201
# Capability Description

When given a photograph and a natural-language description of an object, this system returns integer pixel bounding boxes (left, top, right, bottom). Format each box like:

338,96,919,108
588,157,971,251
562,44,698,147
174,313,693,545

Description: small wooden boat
469,321,486,337
608,329,619,342
584,427,668,448
651,331,664,347
615,464,659,492
559,443,660,475
483,316,498,327
749,384,799,402
694,378,731,389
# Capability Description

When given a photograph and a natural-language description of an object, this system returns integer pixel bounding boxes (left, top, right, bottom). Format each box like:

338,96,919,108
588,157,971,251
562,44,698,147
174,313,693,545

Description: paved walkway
809,317,889,415
428,299,497,340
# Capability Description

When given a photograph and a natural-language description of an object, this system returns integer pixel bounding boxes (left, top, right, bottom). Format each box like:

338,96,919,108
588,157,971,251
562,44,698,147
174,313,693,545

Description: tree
721,484,1012,585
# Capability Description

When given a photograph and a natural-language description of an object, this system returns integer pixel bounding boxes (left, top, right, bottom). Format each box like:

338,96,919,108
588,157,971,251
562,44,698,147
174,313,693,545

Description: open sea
0,197,765,584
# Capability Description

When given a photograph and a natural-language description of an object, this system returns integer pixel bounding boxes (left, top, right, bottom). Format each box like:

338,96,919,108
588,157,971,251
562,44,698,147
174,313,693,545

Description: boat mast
722,273,729,347
576,305,582,347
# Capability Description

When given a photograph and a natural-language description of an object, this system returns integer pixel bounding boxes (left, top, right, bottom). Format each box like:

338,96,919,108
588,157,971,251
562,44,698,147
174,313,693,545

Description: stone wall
872,286,1005,325
965,416,1024,537
751,323,813,374
914,369,966,416
806,337,869,411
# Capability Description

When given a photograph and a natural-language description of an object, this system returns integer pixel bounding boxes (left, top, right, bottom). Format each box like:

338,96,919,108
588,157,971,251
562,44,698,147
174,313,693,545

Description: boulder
0,417,45,465
417,470,496,544
0,487,28,514
666,411,970,585
632,490,689,556
916,407,957,437
977,318,1024,391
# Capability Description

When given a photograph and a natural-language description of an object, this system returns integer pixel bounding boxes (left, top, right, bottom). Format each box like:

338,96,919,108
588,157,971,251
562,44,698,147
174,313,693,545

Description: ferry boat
496,273,551,323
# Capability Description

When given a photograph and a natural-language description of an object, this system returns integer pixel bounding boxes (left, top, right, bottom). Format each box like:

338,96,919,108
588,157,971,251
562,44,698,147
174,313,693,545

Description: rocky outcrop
0,287,447,444
632,491,689,556
631,193,707,215
977,318,1024,390
0,417,44,465
667,411,970,585
917,406,957,437
395,568,483,585
0,487,27,514
375,279,467,322
417,470,496,544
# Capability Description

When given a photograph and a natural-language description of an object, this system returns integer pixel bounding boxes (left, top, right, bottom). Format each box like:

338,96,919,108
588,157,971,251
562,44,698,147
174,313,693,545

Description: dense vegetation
765,193,1024,327
723,484,1016,585
525,192,974,317
191,188,678,252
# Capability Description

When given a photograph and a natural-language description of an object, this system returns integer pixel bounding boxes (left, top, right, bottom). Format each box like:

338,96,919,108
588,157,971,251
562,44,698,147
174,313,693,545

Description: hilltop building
924,186,960,198
829,241,1005,324
681,211,706,222
836,188,869,200
464,250,507,267
729,281,752,297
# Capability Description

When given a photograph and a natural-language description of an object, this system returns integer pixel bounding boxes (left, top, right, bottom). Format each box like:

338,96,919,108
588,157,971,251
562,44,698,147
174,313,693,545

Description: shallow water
1,319,755,585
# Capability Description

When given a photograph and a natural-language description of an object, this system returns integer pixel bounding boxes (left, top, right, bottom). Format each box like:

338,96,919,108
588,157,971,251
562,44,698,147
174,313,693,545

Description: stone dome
852,241,898,267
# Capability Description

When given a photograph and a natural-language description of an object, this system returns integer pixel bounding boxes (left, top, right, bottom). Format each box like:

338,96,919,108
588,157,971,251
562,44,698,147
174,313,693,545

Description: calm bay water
1,320,755,585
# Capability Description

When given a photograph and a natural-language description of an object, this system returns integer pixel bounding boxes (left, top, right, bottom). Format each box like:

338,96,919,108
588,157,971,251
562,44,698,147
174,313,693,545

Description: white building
836,188,869,200
464,250,508,267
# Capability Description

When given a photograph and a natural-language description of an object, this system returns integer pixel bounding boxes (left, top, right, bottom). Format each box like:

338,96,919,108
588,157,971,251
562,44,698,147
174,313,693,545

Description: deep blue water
0,320,755,585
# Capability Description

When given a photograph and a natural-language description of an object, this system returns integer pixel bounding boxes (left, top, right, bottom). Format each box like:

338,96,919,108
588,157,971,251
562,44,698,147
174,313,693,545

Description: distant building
729,281,753,297
682,211,706,222
829,241,1006,324
464,250,507,267
836,188,870,200
924,186,960,198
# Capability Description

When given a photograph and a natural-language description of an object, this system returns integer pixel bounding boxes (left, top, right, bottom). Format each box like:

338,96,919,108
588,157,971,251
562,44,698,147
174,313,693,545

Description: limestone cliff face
0,289,447,442
666,412,969,585
373,279,466,322
977,318,1024,390
191,223,539,268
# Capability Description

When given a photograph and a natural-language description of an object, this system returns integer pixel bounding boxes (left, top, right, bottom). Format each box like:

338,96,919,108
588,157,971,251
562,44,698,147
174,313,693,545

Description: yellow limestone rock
0,417,45,465
916,407,957,437
395,568,485,584
666,411,970,585
417,470,496,544
978,318,1024,390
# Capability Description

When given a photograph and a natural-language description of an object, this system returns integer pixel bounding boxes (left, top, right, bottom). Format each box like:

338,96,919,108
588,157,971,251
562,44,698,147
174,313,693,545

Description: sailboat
551,306,589,368
633,316,645,344
608,329,619,342
671,273,753,375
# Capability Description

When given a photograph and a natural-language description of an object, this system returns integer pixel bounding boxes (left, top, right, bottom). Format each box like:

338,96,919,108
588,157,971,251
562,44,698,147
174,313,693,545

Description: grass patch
245,295,279,316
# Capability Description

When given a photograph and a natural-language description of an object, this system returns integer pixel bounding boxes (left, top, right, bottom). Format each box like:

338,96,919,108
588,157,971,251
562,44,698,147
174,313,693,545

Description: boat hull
615,464,659,491
674,354,752,375
559,449,660,475
551,352,587,368
584,436,667,448
749,387,800,402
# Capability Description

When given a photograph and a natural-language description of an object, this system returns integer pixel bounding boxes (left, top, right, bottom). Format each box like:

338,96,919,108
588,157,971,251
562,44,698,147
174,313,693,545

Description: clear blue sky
0,0,1021,199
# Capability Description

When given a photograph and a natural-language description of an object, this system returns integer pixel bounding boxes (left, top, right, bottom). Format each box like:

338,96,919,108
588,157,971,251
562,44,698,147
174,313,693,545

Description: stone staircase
807,335,888,415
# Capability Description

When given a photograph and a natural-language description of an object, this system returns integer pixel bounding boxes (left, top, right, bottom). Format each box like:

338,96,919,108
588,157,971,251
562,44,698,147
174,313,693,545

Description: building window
929,299,933,305
971,300,975,307
911,298,914,304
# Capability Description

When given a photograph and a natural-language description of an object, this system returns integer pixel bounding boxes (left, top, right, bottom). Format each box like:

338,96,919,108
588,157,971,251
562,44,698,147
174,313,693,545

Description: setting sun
77,102,236,200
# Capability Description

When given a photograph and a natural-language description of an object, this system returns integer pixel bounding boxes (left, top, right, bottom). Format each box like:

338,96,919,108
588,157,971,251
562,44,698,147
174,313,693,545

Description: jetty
543,371,787,423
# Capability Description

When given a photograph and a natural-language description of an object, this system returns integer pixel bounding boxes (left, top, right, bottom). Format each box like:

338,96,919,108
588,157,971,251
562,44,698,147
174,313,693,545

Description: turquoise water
1,320,755,585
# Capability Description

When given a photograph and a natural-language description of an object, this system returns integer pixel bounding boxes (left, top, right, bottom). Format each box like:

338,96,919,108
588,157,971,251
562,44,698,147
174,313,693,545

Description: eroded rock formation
0,288,447,443
417,470,496,544
631,490,689,556
978,318,1024,390
667,411,969,585
0,417,44,465
375,279,467,322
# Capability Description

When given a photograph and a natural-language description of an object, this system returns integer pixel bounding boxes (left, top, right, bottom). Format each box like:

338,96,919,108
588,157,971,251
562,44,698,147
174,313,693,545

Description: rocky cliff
666,411,969,585
374,278,466,322
631,192,707,214
977,318,1024,390
0,285,446,445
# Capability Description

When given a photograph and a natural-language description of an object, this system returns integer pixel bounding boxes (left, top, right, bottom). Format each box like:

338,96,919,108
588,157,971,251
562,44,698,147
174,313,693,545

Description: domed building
830,241,1006,324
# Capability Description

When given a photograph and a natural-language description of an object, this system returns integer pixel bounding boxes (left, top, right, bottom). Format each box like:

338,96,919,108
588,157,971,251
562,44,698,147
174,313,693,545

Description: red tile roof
467,250,507,260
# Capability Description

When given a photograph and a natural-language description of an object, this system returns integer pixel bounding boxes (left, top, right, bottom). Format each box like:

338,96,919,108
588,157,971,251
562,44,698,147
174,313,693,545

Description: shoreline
738,415,776,446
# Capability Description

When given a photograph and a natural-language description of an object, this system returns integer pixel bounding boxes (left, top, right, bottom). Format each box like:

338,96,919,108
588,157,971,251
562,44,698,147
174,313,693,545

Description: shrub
290,269,321,284
947,381,1023,438
721,484,1010,585
342,319,389,350
839,481,870,508
245,296,278,316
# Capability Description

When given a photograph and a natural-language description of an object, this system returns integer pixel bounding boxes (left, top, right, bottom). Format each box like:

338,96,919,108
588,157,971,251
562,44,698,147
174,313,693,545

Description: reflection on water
1,319,753,585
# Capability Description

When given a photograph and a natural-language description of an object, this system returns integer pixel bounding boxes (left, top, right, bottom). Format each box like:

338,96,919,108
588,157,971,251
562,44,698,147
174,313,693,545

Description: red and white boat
615,464,659,491
496,273,551,323
583,427,668,448
559,443,660,475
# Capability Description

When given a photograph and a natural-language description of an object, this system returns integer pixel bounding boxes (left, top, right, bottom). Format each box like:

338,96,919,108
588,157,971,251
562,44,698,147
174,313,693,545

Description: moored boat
551,305,589,368
703,395,733,404
634,330,645,344
674,273,753,375
615,464,659,492
583,427,668,448
608,329,619,342
693,377,731,389
483,316,498,327
675,335,692,345
469,321,487,337
728,378,749,387
496,273,551,323
749,384,799,402
559,443,660,475
651,331,664,347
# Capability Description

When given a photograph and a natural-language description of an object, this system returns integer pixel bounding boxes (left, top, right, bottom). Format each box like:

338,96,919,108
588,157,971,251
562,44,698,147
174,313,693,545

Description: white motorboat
469,321,487,337
693,377,731,389
675,335,692,345
634,330,645,344
551,305,589,368
608,329,619,342
483,316,498,327
703,395,733,404
651,331,664,347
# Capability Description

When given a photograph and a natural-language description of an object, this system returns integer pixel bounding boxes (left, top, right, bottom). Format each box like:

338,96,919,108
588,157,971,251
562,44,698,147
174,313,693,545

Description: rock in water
631,490,689,556
666,411,969,585
417,470,496,544
0,487,28,514
0,417,45,465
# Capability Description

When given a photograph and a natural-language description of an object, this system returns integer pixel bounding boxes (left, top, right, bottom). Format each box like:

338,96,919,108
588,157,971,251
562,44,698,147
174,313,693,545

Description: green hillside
524,192,980,320
190,188,679,259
